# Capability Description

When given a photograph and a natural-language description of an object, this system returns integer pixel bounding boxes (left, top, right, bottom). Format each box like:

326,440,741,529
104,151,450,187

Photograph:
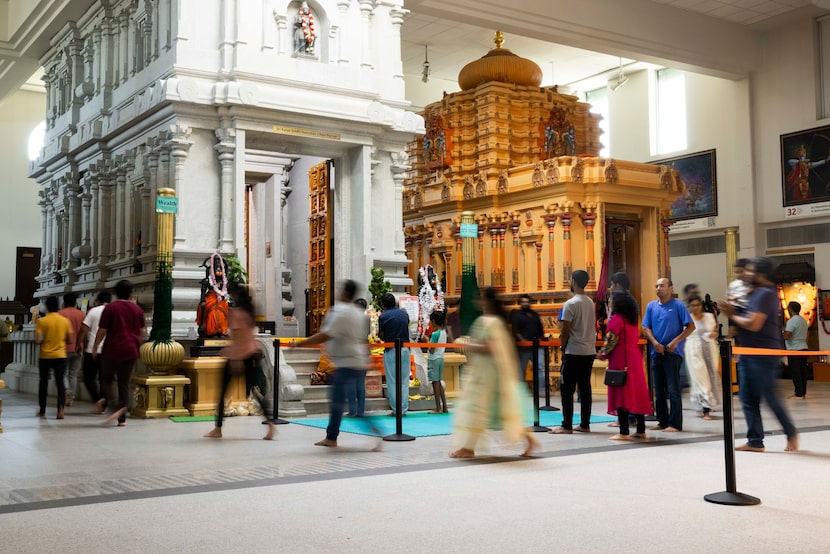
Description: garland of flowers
417,265,444,337
208,253,229,300
299,6,315,46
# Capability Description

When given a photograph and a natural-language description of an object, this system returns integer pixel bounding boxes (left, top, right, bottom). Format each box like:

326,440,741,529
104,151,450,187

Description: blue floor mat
290,411,616,438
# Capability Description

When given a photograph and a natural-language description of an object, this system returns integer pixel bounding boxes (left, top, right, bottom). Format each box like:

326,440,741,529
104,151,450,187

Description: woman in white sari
451,287,540,459
684,295,721,420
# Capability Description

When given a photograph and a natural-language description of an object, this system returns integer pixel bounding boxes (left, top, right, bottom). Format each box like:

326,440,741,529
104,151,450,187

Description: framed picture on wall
780,125,830,206
652,149,718,221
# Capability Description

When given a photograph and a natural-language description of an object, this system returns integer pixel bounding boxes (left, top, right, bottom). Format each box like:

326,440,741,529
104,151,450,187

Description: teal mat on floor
169,415,215,422
290,411,616,438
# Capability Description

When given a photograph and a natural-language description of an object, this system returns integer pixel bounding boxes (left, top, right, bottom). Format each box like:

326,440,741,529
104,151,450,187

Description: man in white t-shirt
293,280,382,450
76,290,110,413
550,270,597,434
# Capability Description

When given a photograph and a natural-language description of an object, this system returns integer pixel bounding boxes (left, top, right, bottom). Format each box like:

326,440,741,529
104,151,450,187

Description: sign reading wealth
459,223,478,237
156,196,179,214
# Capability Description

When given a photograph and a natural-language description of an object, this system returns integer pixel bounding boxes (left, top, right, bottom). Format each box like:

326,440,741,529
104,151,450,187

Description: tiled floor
1,380,829,551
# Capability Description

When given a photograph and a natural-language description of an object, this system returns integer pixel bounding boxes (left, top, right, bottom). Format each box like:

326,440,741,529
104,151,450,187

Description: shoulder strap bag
604,324,628,387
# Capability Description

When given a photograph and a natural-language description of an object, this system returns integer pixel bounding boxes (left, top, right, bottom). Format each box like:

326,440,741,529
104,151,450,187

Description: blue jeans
326,368,380,441
384,347,410,414
518,348,546,389
651,352,683,430
346,372,366,416
738,356,797,448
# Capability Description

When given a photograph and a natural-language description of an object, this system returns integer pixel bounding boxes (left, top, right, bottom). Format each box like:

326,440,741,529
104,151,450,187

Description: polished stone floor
1,379,829,552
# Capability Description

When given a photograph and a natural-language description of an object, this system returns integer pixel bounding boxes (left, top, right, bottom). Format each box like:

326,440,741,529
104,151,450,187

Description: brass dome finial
494,31,504,49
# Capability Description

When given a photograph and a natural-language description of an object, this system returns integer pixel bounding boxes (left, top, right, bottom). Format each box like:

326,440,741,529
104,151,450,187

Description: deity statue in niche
196,253,230,338
540,107,576,159
422,113,453,171
294,2,316,55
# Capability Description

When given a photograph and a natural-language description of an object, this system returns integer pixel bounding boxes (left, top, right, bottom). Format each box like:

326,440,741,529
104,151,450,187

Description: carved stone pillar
114,161,127,261
38,192,49,274
169,126,192,249
358,0,374,69
99,169,115,264
390,152,410,257
65,179,82,272
146,139,159,253
215,128,236,252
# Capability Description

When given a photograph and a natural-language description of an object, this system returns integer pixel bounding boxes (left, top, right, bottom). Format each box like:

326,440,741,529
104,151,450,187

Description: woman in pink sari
598,290,653,441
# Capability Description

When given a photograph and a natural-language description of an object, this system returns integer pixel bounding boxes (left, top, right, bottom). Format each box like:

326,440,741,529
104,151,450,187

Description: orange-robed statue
196,253,230,338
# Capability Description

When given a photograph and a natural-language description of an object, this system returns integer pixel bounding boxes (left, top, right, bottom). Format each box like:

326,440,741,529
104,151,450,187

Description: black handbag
603,326,628,387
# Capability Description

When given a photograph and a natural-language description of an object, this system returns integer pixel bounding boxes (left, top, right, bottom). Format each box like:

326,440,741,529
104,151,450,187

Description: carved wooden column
560,211,573,287
661,217,673,281
580,211,597,287
544,213,557,290
477,220,486,286
510,219,520,291
535,242,543,291
489,224,498,288
443,251,453,295
454,223,462,293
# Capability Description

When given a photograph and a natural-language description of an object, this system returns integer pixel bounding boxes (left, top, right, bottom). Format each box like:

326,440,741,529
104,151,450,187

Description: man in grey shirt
294,279,381,449
550,270,597,434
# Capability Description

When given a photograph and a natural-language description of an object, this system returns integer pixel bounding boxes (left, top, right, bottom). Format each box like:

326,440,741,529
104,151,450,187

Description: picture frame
652,149,718,221
780,125,830,206
819,289,830,322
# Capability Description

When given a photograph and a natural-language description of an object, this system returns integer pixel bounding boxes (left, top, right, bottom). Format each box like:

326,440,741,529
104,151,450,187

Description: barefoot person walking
204,285,276,440
718,257,799,453
451,287,540,459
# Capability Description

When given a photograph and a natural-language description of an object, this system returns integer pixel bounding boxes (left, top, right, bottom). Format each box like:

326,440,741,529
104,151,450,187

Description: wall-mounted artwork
780,125,830,206
652,149,718,221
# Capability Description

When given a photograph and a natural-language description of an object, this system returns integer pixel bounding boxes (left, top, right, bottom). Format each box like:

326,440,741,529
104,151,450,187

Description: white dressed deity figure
295,2,316,55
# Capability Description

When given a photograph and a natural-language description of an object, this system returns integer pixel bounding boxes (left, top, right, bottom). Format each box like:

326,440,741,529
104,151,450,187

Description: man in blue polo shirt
642,278,695,432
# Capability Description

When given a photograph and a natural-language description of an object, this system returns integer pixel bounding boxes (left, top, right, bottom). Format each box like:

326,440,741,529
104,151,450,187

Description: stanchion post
540,336,559,412
644,346,657,422
704,339,760,506
384,338,415,442
271,339,289,424
530,338,548,431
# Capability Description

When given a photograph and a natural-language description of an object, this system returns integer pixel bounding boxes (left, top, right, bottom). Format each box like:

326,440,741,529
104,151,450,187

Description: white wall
0,89,45,298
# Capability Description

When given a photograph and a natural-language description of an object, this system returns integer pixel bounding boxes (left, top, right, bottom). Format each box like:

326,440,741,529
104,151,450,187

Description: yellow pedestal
443,353,467,398
179,358,248,416
130,373,191,418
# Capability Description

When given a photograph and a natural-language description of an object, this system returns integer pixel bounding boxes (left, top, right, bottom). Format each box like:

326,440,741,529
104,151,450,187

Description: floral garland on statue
208,253,229,300
417,265,444,337
299,6,315,48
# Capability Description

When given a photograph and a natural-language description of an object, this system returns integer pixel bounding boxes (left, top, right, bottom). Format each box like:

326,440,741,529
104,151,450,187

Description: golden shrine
403,32,683,329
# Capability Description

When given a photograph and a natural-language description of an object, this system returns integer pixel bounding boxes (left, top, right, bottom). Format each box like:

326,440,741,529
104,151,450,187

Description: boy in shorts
427,310,449,414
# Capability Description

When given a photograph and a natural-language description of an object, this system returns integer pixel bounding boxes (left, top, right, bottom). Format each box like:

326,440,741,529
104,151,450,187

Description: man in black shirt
511,294,545,392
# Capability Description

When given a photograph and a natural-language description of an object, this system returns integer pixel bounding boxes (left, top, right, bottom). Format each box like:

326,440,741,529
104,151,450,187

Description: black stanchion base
704,491,761,506
531,425,549,433
644,415,658,422
383,433,416,442
263,418,290,425
539,405,560,412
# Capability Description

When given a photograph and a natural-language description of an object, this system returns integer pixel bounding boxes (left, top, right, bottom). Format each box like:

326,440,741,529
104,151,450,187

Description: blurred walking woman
599,290,653,440
451,287,540,458
685,294,720,420
205,285,276,440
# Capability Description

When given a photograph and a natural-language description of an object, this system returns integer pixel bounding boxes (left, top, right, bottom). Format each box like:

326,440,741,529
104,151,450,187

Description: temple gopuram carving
403,32,683,327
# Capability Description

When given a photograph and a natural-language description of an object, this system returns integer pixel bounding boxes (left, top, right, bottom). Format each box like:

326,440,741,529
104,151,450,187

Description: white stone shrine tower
30,0,419,336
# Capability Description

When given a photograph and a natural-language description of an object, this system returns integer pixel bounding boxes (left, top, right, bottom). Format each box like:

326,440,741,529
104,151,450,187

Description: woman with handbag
205,285,276,440
598,290,653,441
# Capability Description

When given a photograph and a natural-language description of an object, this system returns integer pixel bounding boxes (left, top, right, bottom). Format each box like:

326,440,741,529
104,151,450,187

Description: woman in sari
684,294,720,420
451,287,540,459
598,290,653,440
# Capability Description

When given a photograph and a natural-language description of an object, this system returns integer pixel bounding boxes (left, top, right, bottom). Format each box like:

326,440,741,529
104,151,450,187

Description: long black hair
481,286,509,322
230,284,255,319
610,290,638,325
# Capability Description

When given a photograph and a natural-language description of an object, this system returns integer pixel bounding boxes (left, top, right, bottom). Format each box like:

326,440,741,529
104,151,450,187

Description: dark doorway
606,219,641,309
15,247,41,318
